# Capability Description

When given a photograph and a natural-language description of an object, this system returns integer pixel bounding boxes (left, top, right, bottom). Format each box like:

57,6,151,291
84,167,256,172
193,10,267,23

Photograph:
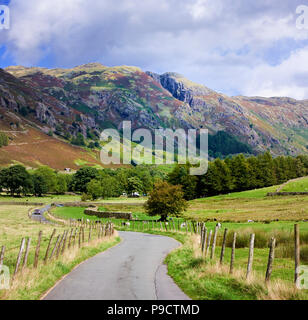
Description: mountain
146,71,308,156
0,63,307,168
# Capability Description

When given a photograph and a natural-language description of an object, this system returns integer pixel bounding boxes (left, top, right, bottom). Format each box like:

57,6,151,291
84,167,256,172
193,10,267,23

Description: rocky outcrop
1,65,307,157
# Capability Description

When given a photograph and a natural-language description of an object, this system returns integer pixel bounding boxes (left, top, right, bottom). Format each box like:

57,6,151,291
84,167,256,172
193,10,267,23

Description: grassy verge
2,236,121,300
0,205,121,300
165,235,308,300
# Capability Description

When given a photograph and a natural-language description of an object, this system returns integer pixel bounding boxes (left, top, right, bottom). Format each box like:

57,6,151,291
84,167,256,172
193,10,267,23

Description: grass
50,205,308,300
1,236,120,300
281,177,308,192
52,205,158,221
0,205,121,300
165,235,308,300
0,194,147,205
187,186,308,222
0,194,81,204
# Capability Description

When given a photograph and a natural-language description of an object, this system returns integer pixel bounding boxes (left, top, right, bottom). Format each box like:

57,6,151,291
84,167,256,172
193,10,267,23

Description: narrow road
43,231,190,300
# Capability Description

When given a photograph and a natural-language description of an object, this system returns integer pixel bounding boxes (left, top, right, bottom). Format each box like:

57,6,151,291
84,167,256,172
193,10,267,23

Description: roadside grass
165,235,308,300
0,205,121,300
281,177,308,192
1,236,120,300
51,206,308,300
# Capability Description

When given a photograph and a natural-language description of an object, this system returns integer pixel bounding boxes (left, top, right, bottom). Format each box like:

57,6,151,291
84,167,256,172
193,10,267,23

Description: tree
35,166,57,193
32,174,49,197
71,167,99,193
168,164,198,200
71,133,86,146
0,165,33,196
86,179,103,200
144,181,188,221
126,177,143,195
0,133,9,148
55,174,68,194
101,176,122,198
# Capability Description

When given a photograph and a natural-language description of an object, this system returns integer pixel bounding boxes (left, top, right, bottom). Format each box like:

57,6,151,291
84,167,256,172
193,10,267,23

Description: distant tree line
168,152,308,200
0,152,307,199
0,165,167,198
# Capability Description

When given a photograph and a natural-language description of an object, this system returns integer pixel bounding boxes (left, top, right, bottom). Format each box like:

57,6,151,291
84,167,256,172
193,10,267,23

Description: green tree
101,176,122,198
71,167,99,193
71,133,86,146
168,164,198,200
55,174,68,194
126,176,143,195
32,174,49,197
0,133,9,147
0,165,33,196
144,181,188,221
86,179,103,200
35,166,57,193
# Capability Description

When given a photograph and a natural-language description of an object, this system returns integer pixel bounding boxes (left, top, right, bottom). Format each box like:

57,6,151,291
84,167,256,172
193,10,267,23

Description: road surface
43,231,190,300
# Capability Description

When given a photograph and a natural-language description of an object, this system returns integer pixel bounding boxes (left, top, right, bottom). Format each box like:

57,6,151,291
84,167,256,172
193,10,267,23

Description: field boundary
267,192,308,196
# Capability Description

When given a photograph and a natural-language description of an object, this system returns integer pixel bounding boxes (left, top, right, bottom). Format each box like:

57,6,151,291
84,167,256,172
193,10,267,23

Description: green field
0,194,147,205
281,176,308,192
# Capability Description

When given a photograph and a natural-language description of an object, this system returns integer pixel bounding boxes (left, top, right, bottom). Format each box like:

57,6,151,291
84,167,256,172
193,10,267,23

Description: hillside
0,63,307,168
0,109,102,169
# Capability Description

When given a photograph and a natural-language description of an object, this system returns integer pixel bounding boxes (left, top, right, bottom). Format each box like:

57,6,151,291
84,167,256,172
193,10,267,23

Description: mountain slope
147,71,308,155
0,63,307,169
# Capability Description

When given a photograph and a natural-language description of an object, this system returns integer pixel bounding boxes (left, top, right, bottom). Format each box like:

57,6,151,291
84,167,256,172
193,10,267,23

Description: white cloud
2,0,308,98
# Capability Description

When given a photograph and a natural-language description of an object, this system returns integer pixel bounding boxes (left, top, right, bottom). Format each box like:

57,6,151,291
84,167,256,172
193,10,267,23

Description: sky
1,0,308,99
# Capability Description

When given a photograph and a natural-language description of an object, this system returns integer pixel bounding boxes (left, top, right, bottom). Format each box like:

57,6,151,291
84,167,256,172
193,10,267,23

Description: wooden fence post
61,230,68,255
230,232,237,274
0,245,5,268
13,238,25,280
78,228,81,248
265,237,276,283
34,231,42,268
56,232,65,259
246,234,255,279
68,228,73,249
211,226,218,259
202,228,207,256
22,237,31,270
88,227,92,243
220,228,228,265
205,230,212,258
294,224,300,285
73,228,77,247
44,229,56,264
50,235,60,260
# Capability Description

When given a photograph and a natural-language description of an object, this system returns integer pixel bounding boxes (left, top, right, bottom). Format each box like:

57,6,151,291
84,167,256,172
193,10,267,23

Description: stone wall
84,208,133,220
267,192,308,196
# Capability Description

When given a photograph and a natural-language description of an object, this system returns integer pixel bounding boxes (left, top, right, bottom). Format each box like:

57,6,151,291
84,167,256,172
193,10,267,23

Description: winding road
43,231,190,300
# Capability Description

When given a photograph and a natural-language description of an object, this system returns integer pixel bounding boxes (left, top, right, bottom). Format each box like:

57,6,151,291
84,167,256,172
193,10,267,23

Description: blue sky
1,0,308,99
